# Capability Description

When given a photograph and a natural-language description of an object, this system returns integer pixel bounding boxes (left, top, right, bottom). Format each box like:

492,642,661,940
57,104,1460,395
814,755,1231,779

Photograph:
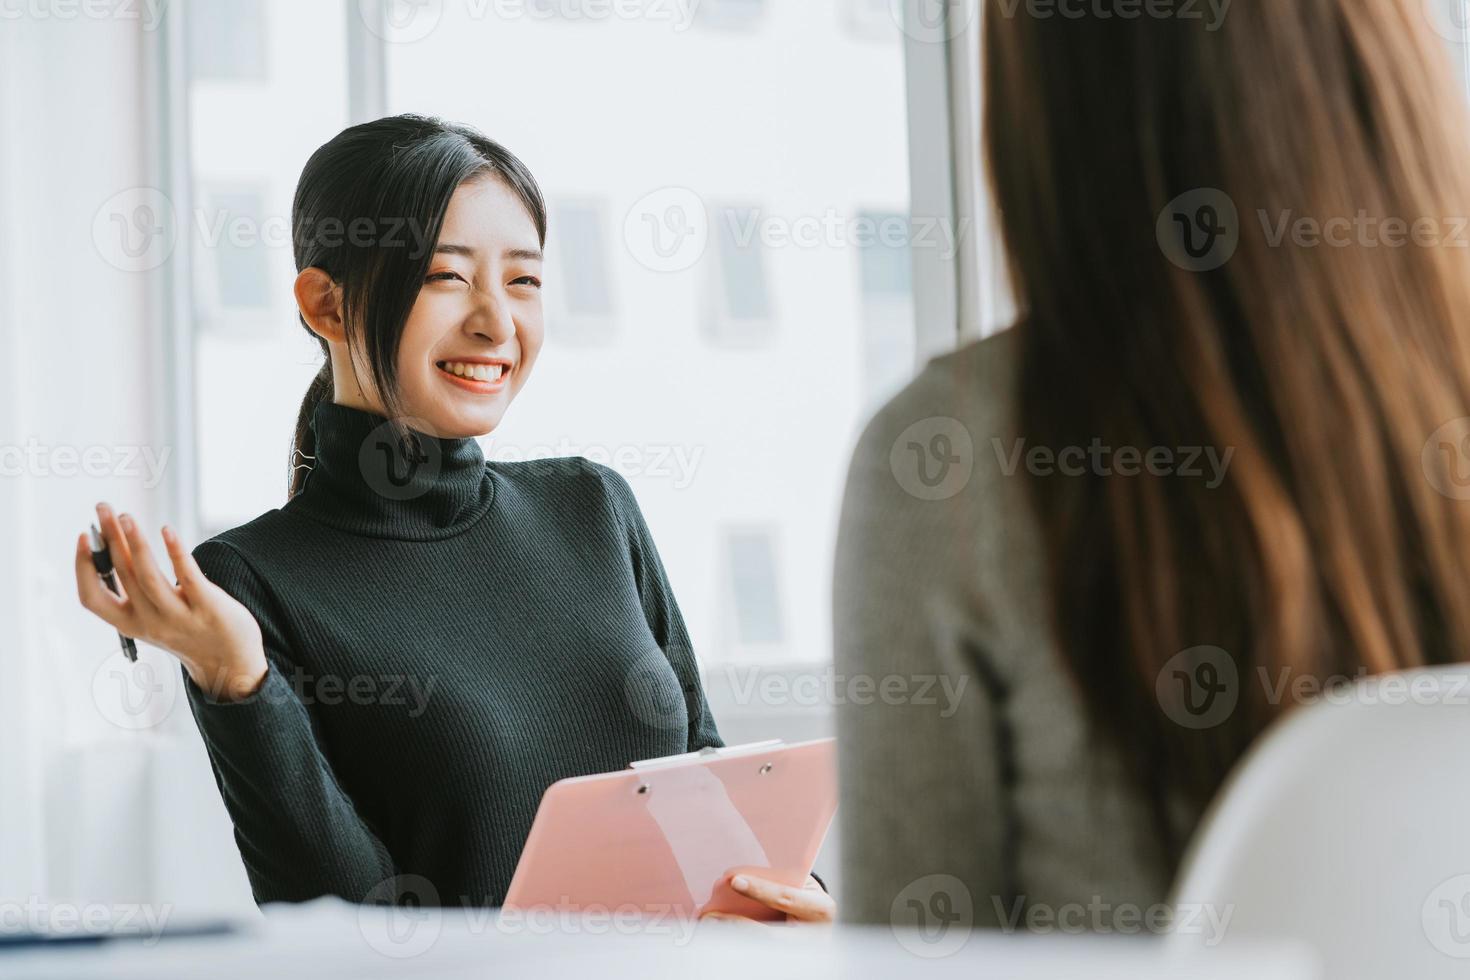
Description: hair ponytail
289,357,332,498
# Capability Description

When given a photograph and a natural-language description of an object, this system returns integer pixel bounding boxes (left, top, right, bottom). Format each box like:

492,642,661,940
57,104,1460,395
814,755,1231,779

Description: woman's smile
435,357,512,394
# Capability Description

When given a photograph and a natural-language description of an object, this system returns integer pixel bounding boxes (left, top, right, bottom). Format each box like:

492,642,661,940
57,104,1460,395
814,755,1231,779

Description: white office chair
1168,664,1470,979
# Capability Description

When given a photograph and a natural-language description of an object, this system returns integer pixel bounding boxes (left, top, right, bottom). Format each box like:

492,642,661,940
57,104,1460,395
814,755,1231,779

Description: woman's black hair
287,113,547,498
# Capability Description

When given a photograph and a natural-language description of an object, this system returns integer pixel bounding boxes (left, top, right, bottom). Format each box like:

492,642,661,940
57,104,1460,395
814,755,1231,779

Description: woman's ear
294,267,346,343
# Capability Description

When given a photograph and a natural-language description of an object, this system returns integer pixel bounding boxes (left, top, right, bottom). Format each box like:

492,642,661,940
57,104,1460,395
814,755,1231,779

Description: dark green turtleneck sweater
183,401,723,907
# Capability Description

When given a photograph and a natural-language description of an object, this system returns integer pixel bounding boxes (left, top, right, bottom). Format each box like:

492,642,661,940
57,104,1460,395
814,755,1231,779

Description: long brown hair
985,0,1470,866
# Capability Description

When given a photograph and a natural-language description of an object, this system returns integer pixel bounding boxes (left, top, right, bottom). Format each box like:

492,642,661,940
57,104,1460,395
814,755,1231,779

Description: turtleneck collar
286,401,496,541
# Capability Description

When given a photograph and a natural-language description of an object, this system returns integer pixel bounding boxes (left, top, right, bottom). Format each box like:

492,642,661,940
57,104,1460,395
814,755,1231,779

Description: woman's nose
465,287,516,344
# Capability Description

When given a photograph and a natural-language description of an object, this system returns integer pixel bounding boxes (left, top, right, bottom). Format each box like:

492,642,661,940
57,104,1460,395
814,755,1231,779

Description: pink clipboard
502,738,837,920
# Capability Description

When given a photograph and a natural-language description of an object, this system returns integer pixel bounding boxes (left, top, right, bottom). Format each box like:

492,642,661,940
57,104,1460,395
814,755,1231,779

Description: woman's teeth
438,361,505,382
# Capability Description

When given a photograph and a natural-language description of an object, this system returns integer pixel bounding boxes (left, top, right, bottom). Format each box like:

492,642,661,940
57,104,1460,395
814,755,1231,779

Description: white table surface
1,898,1321,979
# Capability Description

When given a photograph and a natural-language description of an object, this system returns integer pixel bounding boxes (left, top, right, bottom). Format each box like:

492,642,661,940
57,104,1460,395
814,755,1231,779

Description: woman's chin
398,400,504,440
442,409,503,439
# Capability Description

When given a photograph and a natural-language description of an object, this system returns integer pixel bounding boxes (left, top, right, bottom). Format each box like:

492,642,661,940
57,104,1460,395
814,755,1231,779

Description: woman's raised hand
75,502,268,701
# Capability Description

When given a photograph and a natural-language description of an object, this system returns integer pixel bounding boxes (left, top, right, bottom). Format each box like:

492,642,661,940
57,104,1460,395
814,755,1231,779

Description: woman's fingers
161,525,207,600
730,874,798,915
94,503,144,609
729,874,835,923
74,532,130,630
75,531,145,638
119,512,183,614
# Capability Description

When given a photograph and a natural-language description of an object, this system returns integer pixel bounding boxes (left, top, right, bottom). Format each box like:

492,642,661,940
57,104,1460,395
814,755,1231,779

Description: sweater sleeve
832,392,1012,927
183,538,398,906
593,463,724,751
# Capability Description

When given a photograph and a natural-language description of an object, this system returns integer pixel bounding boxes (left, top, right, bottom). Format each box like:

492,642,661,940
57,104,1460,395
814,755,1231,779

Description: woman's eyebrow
433,243,542,262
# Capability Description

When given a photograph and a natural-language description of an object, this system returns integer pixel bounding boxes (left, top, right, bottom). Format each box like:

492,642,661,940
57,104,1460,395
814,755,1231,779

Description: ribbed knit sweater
183,400,723,907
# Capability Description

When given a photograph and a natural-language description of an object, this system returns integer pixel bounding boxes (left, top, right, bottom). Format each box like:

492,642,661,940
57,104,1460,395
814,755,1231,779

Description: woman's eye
426,271,466,284
513,276,542,289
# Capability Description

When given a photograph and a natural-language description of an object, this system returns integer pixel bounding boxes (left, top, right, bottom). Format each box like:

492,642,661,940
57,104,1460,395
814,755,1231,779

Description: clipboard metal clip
627,739,784,771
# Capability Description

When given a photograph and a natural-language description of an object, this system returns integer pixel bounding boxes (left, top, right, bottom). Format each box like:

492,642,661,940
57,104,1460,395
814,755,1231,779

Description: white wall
0,8,44,906
0,11,252,916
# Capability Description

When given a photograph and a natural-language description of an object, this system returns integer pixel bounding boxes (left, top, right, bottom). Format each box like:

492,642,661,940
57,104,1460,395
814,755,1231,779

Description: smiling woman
285,117,548,496
73,114,832,920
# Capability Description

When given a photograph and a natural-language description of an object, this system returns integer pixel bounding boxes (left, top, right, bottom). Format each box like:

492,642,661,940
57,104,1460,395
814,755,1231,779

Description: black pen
89,523,138,662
